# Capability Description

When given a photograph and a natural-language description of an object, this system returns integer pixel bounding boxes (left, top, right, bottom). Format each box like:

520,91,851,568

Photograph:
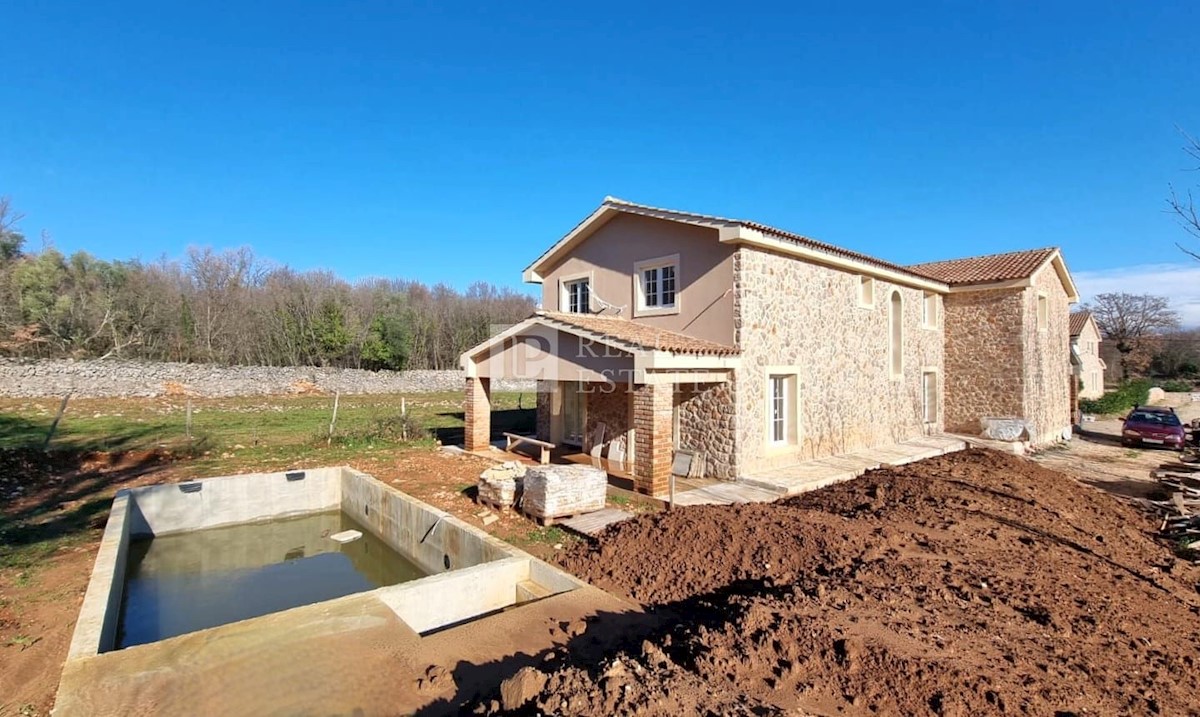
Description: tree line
0,197,535,370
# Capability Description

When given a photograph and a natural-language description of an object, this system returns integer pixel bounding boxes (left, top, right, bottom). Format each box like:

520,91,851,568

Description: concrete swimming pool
117,509,427,648
54,465,639,716
62,464,589,651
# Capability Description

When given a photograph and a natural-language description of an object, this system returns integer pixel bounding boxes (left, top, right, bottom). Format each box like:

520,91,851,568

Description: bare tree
1168,130,1200,260
1085,293,1180,380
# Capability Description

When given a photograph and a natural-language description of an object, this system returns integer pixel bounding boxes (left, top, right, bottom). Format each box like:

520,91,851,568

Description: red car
1121,406,1185,449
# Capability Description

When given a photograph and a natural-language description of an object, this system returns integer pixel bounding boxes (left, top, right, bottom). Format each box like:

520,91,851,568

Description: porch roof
460,311,740,383
535,311,739,356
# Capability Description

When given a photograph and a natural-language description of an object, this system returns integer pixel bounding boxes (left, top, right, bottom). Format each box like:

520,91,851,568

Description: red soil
509,449,1200,716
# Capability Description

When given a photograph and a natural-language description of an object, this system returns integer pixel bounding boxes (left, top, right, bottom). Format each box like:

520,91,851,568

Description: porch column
464,376,492,452
633,381,673,496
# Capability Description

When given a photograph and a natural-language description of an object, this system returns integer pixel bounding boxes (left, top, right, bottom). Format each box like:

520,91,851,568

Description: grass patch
0,391,536,574
0,391,535,455
5,633,43,650
1079,380,1153,416
520,525,583,548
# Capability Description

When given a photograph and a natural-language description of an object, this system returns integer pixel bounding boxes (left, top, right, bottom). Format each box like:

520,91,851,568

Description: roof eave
523,198,735,284
720,225,950,293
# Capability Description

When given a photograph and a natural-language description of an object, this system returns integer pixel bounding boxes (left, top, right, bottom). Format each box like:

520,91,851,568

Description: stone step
516,580,552,602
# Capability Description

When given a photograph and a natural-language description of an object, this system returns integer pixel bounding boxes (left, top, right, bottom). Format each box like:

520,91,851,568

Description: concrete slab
54,585,639,717
743,435,967,496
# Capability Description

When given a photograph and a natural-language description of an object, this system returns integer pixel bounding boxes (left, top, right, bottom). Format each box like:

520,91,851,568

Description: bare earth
0,447,572,717
1032,392,1200,500
4,397,1200,716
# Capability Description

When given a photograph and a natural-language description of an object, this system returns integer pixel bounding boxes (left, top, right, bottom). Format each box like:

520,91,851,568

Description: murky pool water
116,510,425,648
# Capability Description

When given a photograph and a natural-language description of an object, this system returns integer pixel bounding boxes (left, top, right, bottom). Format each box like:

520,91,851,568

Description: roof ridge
600,197,938,284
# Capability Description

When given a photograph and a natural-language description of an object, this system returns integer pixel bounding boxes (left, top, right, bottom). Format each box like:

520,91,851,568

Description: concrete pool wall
67,466,587,661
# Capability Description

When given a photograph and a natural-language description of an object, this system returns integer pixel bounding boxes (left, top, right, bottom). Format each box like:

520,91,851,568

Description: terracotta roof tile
536,311,739,356
1069,311,1092,336
906,248,1057,286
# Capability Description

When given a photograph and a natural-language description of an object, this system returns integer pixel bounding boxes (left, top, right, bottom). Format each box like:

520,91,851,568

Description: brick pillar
633,382,673,496
464,376,492,451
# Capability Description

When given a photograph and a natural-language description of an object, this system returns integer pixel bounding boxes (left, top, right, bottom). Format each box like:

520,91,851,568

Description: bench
503,432,556,465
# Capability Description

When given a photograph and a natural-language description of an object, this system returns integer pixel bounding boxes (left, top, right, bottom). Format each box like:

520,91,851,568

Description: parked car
1121,406,1185,449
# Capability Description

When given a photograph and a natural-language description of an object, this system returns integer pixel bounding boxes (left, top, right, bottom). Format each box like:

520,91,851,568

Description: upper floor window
634,254,679,316
858,276,875,308
1037,294,1048,331
564,278,590,314
922,291,937,328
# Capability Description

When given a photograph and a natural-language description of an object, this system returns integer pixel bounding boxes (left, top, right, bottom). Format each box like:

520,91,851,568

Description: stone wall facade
732,247,944,476
675,380,738,480
941,269,1073,445
535,380,553,442
942,289,1025,433
1022,266,1072,444
583,382,631,457
0,359,535,398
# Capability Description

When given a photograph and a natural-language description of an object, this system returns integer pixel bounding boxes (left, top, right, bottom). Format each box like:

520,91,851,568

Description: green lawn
0,390,535,461
0,391,536,571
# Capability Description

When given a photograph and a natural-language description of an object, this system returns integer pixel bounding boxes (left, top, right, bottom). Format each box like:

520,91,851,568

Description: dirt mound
521,449,1200,716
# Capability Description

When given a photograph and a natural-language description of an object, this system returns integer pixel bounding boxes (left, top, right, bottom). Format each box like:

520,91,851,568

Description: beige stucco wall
942,289,1025,433
471,327,633,384
538,213,737,347
731,246,944,476
1071,319,1105,399
1023,266,1072,444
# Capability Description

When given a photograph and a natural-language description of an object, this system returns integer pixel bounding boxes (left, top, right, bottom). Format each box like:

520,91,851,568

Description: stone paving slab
559,508,634,536
743,435,967,496
670,482,782,506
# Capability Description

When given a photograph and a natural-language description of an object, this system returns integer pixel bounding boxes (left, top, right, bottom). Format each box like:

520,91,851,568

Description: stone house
460,198,1079,495
1069,311,1106,400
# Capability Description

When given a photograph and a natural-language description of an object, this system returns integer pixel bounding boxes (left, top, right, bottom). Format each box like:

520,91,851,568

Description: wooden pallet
475,495,515,513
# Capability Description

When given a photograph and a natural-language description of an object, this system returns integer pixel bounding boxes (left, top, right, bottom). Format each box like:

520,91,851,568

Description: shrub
1079,379,1152,416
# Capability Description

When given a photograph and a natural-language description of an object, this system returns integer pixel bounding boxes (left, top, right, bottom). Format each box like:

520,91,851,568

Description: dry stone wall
0,359,534,398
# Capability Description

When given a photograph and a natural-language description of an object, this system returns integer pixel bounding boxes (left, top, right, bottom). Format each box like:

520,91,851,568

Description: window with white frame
1037,294,1048,330
922,371,938,423
634,255,679,314
564,278,590,314
766,372,798,446
859,276,874,307
922,291,937,328
769,375,788,444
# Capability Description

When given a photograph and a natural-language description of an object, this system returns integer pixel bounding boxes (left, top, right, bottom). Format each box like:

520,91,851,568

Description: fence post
327,391,341,445
43,393,72,452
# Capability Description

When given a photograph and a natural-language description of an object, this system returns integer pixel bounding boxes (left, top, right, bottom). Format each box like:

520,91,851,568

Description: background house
461,198,1077,495
1069,311,1106,399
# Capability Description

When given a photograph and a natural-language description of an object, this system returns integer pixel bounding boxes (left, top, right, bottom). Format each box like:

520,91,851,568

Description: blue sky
3,2,1199,316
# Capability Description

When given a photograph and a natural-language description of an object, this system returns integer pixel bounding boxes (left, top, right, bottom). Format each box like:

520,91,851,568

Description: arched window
889,291,903,377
